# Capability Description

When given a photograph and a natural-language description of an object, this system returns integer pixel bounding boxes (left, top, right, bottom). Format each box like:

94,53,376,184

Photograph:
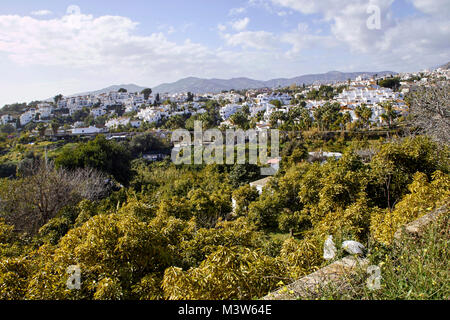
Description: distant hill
152,71,395,94
65,71,396,98
152,77,265,94
438,62,450,70
70,84,148,97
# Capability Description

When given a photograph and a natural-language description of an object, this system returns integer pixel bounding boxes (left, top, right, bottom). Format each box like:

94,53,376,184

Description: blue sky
0,0,449,107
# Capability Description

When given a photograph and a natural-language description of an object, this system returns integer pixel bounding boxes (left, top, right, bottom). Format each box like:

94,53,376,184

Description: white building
37,104,53,119
91,107,108,118
72,126,106,135
138,107,169,124
20,109,36,126
105,117,142,129
250,177,272,195
220,104,242,120
1,114,14,125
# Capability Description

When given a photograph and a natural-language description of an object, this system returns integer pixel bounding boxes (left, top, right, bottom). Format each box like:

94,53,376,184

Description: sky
0,0,449,107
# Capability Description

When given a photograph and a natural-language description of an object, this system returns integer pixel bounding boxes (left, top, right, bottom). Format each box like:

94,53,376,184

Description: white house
1,114,14,125
72,126,106,135
137,107,169,123
20,109,36,126
220,104,242,120
105,117,142,129
37,104,53,119
90,107,107,118
250,177,272,195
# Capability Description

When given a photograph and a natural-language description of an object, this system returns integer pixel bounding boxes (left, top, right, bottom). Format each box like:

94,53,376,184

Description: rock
342,241,365,255
323,235,337,260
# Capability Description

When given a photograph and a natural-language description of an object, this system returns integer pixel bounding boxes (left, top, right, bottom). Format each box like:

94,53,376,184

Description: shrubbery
0,135,448,300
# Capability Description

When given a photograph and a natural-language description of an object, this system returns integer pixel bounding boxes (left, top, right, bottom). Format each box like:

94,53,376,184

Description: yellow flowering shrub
370,171,450,245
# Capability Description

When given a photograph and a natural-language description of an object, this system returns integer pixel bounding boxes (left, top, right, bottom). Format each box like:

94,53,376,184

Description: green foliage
229,111,250,130
141,88,152,100
162,246,286,300
307,214,449,300
228,163,260,188
232,185,260,217
0,103,27,116
0,124,16,134
0,132,448,300
55,135,132,184
379,77,401,91
269,99,282,108
313,102,342,131
371,171,450,245
0,162,16,178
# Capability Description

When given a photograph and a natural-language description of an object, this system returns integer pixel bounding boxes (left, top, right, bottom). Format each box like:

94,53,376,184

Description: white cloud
0,13,222,77
231,17,250,31
271,0,450,70
281,23,339,55
217,23,227,32
0,12,299,91
31,10,53,16
229,7,246,16
408,0,450,16
224,31,277,50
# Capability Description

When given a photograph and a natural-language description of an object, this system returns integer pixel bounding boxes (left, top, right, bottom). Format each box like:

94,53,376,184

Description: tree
36,123,47,137
55,135,132,185
163,115,187,130
269,111,286,127
0,160,107,234
355,104,373,129
379,77,401,91
54,94,63,105
370,171,449,245
229,111,249,130
141,88,152,100
0,124,15,134
229,164,260,188
269,99,282,108
232,185,260,217
127,132,167,157
248,193,283,230
162,246,285,300
318,85,334,100
118,88,128,93
368,136,446,211
50,121,60,135
380,102,397,129
342,112,352,129
23,212,174,300
313,102,341,131
408,83,450,145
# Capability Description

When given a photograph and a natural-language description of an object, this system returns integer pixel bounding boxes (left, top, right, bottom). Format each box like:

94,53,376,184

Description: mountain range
151,71,396,94
69,70,396,97
438,62,450,70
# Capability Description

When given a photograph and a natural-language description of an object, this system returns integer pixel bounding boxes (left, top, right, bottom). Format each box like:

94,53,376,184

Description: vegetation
0,131,447,300
0,83,447,300
408,83,450,144
302,213,449,300
379,77,401,91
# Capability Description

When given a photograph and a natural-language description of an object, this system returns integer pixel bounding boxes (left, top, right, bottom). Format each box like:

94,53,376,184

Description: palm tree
342,112,352,130
54,94,63,105
355,104,373,129
37,124,47,138
51,121,60,136
381,102,396,129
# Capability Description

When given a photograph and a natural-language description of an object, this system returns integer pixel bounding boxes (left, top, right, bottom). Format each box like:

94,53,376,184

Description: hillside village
0,66,449,137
